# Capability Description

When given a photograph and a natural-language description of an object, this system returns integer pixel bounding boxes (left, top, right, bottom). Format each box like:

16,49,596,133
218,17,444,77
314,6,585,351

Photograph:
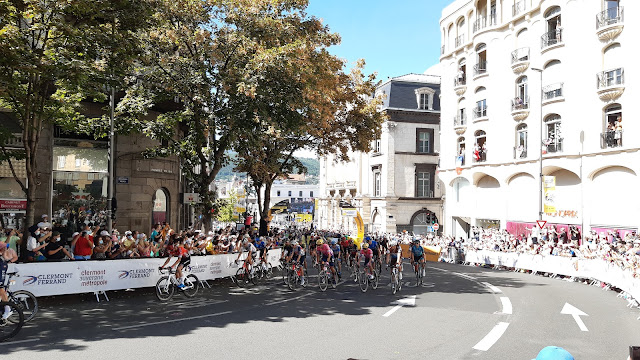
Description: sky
306,0,452,81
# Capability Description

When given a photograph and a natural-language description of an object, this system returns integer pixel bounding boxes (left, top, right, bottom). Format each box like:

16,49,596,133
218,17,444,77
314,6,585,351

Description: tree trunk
259,182,272,236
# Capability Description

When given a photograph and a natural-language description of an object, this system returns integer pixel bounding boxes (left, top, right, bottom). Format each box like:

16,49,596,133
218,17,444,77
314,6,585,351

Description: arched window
456,58,467,86
603,104,622,148
457,97,466,122
152,188,169,225
544,114,562,153
475,43,487,75
516,124,528,158
456,17,466,47
516,76,528,101
474,130,487,162
543,6,562,47
457,137,466,166
411,210,439,235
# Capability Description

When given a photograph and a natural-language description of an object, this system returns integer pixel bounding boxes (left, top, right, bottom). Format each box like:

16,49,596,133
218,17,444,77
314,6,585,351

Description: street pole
107,87,115,232
531,67,544,221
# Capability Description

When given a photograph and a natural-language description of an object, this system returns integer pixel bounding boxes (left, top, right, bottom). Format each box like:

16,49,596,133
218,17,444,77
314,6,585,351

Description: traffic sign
433,223,439,231
536,220,547,229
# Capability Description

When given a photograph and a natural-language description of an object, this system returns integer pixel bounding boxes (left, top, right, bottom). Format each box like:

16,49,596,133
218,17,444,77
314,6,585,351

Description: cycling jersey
360,248,373,259
369,240,378,250
317,244,333,257
245,243,258,258
410,244,424,259
330,244,340,254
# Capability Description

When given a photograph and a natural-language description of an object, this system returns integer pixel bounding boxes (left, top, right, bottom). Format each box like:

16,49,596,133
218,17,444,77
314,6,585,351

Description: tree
231,1,387,235
0,0,157,236
214,190,237,223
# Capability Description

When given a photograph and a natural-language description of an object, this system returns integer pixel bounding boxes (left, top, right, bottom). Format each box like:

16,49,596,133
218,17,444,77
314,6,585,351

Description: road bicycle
412,260,426,286
255,259,273,280
359,262,379,293
0,301,24,342
235,259,258,287
287,263,308,291
156,267,199,301
2,272,38,322
348,255,359,283
317,260,338,292
389,264,402,294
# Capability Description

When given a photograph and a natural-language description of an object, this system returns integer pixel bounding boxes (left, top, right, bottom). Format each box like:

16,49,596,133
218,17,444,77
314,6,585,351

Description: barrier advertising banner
8,249,282,297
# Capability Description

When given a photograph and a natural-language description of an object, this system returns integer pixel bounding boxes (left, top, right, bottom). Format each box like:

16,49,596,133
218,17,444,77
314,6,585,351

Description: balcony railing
454,114,467,127
511,97,529,111
417,190,435,199
511,47,529,64
597,68,624,89
455,34,465,48
473,17,487,33
512,0,526,17
596,6,624,29
473,107,487,119
473,61,487,76
513,146,527,159
489,13,497,26
541,28,563,48
454,77,466,86
601,130,623,149
543,138,563,154
542,83,564,101
473,149,487,163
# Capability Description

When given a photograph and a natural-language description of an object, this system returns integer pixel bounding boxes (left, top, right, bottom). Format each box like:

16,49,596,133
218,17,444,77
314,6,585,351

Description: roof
377,73,441,90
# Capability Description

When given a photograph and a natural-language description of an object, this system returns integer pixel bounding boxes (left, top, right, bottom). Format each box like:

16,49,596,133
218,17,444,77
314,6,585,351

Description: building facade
438,0,638,238
318,74,443,235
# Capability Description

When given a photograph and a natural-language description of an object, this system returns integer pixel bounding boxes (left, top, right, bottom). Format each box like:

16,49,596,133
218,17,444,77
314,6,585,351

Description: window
598,0,622,28
603,104,622,148
456,137,465,166
516,76,528,100
475,99,487,118
299,191,303,197
374,171,381,197
414,87,435,110
516,124,528,158
277,191,281,197
288,191,292,197
544,114,562,153
417,172,431,198
75,158,81,168
310,191,314,197
416,129,433,153
474,43,487,75
542,7,562,48
474,130,487,162
57,155,66,169
456,58,467,86
373,138,381,153
152,188,169,225
457,97,466,123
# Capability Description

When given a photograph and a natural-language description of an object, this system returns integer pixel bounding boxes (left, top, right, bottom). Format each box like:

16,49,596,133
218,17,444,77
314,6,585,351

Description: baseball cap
41,214,48,218
72,232,80,237
100,230,110,237
534,346,574,360
124,231,132,236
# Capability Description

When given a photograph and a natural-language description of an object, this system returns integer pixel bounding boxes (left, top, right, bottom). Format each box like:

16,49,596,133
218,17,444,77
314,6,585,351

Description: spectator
72,230,94,260
0,241,18,264
43,232,74,261
26,227,49,262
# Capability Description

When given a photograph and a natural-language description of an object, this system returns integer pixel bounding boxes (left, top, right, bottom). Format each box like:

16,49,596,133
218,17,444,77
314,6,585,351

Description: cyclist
160,236,190,289
329,239,342,279
315,239,336,281
281,239,293,265
386,240,403,281
0,242,15,319
236,239,258,277
358,242,375,279
339,236,350,264
366,236,382,270
347,238,358,266
410,238,426,278
287,240,307,286
255,236,268,270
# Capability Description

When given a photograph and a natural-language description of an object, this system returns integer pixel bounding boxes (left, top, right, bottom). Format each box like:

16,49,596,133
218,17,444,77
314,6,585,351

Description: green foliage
215,190,237,223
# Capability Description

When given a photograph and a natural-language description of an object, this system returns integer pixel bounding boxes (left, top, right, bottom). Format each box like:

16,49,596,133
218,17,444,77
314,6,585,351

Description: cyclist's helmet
331,239,338,245
365,236,372,242
413,238,420,244
316,239,324,245
291,240,298,246
362,243,369,249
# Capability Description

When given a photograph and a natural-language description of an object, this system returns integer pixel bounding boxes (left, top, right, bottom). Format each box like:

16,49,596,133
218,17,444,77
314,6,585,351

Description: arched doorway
152,188,169,225
411,210,438,235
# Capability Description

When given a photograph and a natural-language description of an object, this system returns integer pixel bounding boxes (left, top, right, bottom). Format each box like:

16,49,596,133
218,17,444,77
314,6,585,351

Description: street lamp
531,67,543,221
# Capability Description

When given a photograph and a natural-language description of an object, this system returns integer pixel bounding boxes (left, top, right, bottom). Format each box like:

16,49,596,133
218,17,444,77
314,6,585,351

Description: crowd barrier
464,250,640,301
6,249,282,297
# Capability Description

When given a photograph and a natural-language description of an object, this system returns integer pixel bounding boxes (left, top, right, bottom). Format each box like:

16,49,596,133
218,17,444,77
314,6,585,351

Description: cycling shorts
179,256,191,267
363,257,371,266
372,247,379,257
413,254,424,262
390,254,399,267
321,254,334,267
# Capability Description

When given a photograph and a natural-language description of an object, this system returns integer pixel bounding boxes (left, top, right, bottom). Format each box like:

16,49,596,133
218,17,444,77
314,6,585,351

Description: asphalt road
3,261,640,359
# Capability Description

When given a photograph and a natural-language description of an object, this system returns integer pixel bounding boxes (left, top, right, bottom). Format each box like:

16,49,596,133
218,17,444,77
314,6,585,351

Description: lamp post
531,67,543,221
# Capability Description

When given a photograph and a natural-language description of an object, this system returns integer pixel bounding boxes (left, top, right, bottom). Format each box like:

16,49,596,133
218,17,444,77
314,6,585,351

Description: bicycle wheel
156,276,174,301
359,271,368,293
372,270,379,290
265,263,274,279
182,275,199,298
250,268,259,285
0,301,24,342
10,290,38,323
236,268,247,288
391,269,398,294
282,265,289,285
318,271,328,292
287,271,298,291
330,272,338,289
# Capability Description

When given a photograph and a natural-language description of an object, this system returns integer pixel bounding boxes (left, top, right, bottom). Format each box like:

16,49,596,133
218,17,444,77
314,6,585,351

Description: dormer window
415,87,435,110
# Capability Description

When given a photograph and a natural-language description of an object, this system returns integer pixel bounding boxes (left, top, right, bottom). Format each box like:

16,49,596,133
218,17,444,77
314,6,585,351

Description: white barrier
465,250,640,301
6,249,282,297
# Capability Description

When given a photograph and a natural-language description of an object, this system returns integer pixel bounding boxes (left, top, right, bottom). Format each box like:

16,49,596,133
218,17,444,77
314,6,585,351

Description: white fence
6,249,282,297
465,250,640,301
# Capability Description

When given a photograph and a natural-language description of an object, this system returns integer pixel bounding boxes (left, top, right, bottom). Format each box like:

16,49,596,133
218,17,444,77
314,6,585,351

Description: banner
7,249,282,297
543,176,556,214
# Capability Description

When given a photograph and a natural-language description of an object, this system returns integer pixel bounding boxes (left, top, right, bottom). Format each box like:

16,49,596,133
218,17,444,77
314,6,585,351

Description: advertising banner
543,176,556,214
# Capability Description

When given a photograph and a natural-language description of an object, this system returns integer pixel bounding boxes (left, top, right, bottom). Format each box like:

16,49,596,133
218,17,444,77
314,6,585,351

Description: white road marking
453,272,476,280
500,297,513,314
2,338,41,346
383,305,403,317
472,322,510,351
264,292,314,306
561,302,589,332
383,295,416,317
112,311,233,331
483,282,502,293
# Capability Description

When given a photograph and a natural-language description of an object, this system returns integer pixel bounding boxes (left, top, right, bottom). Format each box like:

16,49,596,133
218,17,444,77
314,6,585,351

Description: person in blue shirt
330,239,341,279
410,238,426,278
366,236,381,269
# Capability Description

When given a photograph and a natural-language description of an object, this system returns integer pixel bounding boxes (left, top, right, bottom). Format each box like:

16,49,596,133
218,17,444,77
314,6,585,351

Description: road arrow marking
561,303,589,331
383,295,416,317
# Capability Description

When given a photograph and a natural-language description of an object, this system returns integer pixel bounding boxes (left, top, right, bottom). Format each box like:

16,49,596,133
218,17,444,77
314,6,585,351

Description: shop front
0,161,27,229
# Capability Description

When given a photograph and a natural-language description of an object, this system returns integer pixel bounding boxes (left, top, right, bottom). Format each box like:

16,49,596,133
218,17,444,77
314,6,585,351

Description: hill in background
216,153,319,184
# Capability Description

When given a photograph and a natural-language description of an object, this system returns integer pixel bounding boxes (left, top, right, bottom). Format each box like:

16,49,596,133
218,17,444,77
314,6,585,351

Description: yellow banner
543,176,556,214
295,214,312,222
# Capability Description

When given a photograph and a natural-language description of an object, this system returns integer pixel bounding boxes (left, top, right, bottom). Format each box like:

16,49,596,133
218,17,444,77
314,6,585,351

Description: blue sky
306,0,452,82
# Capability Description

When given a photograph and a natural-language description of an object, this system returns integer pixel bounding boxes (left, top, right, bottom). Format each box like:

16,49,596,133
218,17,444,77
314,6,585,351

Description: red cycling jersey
360,248,373,259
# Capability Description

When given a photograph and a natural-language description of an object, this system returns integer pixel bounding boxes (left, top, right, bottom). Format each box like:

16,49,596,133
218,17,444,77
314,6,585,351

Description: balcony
513,146,528,160
596,6,624,42
543,138,563,154
454,77,467,95
473,61,487,79
473,107,488,122
541,28,563,51
454,115,467,135
511,47,530,74
473,17,487,33
511,97,529,121
601,130,623,149
542,83,564,105
597,68,625,102
455,34,465,48
346,181,357,188
473,150,487,163
512,0,526,17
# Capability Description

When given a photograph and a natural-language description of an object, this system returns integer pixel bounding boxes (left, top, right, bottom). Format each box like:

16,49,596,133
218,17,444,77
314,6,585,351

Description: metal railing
541,28,563,48
417,190,435,198
597,68,624,89
513,146,528,159
454,114,467,127
473,61,487,76
596,6,624,29
455,34,465,48
473,106,487,119
544,138,563,154
454,76,466,86
512,0,526,17
511,47,529,64
473,17,487,33
542,83,564,101
511,96,529,111
601,130,623,149
473,150,487,163
489,13,497,26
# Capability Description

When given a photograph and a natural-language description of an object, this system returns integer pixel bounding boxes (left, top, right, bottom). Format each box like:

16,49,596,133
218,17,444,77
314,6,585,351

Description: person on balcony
473,143,481,162
457,68,464,84
615,116,623,147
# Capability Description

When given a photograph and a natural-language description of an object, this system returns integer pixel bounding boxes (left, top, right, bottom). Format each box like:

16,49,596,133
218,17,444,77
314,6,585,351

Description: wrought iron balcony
511,97,529,120
512,0,526,17
541,28,563,49
513,146,528,159
597,68,625,101
596,6,624,29
601,130,623,149
473,17,487,33
542,83,564,103
473,107,487,120
455,34,465,48
543,138,563,154
454,114,467,127
473,61,487,77
454,76,467,95
511,47,529,64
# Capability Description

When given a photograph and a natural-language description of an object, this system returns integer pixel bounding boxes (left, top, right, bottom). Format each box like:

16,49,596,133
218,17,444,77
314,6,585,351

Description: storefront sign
0,199,27,211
